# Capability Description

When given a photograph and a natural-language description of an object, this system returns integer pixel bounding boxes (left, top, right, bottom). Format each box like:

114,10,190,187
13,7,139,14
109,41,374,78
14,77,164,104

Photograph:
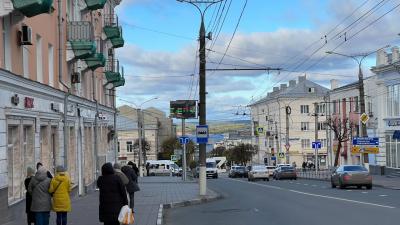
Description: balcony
84,0,106,10
85,53,106,70
110,36,124,48
105,59,121,83
103,15,122,38
114,75,125,87
11,0,53,17
67,21,96,60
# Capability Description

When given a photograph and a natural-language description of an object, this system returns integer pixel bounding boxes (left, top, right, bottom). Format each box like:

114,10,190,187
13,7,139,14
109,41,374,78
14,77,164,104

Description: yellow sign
364,146,379,154
256,127,265,135
351,146,361,154
360,113,369,124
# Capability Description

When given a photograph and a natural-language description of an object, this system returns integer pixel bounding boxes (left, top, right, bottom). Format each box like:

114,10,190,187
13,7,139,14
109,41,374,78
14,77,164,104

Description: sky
114,0,400,122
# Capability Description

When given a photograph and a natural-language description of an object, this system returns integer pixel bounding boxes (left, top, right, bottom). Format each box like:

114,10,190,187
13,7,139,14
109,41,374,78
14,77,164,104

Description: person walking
122,165,140,210
113,163,129,186
36,162,53,179
49,166,71,225
28,166,52,225
97,163,128,225
24,167,35,225
128,161,139,176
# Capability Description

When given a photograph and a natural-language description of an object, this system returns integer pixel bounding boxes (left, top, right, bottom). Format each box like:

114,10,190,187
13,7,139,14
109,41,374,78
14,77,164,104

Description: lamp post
326,45,389,164
176,0,222,196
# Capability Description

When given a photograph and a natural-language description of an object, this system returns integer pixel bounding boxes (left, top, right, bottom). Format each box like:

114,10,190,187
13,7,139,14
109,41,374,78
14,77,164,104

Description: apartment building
249,76,329,168
0,0,125,222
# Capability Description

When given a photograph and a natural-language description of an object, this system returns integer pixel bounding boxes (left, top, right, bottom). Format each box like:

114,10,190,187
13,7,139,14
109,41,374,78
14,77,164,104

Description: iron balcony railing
104,14,118,27
67,21,94,41
105,59,120,73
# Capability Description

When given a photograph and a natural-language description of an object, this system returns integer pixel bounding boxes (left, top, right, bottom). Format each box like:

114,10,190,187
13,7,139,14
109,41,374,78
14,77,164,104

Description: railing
296,168,333,181
105,59,119,73
104,14,118,27
67,21,94,41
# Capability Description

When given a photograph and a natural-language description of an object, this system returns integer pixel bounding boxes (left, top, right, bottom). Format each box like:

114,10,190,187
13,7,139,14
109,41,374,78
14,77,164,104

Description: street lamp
325,45,389,164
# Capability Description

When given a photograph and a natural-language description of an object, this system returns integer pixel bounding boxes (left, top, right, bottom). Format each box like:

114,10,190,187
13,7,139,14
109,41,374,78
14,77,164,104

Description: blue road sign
196,125,209,144
179,136,190,144
271,156,277,161
352,137,379,146
312,141,322,149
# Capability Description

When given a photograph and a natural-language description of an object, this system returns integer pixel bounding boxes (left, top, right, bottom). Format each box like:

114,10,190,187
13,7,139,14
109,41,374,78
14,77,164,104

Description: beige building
0,1,125,223
249,76,329,168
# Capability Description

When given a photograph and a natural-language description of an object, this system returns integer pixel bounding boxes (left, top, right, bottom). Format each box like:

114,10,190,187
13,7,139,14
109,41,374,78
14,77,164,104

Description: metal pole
114,109,118,164
358,64,367,165
93,71,99,179
285,106,290,164
182,118,187,181
314,102,319,172
275,121,280,164
137,108,143,177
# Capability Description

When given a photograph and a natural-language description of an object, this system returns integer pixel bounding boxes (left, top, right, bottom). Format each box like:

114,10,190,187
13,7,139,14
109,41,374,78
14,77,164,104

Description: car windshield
206,162,216,168
253,165,266,171
343,166,368,171
281,166,294,171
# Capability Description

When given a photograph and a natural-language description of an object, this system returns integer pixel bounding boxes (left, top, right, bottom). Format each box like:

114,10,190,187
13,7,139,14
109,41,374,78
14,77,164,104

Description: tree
159,137,180,160
134,138,151,162
226,143,257,166
326,117,352,167
209,146,226,157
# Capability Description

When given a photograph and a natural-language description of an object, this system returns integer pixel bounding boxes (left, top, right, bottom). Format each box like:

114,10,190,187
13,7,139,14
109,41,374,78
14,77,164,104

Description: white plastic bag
118,205,135,224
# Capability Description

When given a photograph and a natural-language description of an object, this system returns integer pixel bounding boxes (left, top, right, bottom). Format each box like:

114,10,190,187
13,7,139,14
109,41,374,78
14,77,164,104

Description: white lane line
312,185,317,187
224,177,396,209
254,208,259,212
288,190,396,209
379,195,388,197
296,183,301,185
346,190,352,192
362,192,368,194
304,184,309,186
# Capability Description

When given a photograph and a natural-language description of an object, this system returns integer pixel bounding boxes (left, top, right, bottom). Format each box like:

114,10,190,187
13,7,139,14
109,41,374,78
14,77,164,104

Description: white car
248,165,270,182
265,166,276,177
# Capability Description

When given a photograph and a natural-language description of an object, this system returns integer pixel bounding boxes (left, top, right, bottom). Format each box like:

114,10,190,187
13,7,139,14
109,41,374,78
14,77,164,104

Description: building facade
250,76,329,168
0,1,125,223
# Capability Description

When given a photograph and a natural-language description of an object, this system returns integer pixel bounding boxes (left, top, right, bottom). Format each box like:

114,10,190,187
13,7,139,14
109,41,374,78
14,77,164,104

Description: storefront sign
363,146,379,154
388,119,400,127
24,97,34,108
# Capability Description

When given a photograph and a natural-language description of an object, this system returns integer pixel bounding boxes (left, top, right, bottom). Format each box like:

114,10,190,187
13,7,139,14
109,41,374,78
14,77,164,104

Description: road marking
296,183,301,185
254,208,259,212
288,190,396,209
312,185,317,187
362,192,368,194
224,177,396,209
346,190,352,192
379,195,388,197
304,184,309,186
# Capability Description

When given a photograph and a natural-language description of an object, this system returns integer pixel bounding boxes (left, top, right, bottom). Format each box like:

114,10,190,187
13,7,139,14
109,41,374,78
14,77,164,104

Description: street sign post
312,141,322,149
278,152,285,159
171,155,177,162
196,125,209,144
271,156,277,161
352,137,379,146
360,113,369,125
256,127,264,136
179,136,190,144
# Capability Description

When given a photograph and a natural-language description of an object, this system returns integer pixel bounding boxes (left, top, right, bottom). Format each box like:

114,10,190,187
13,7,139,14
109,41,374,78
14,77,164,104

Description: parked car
229,166,247,178
331,165,372,189
272,164,291,179
274,166,297,180
265,166,276,177
248,165,270,182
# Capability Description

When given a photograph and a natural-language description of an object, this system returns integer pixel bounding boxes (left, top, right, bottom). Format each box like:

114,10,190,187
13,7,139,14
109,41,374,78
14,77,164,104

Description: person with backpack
122,164,140,210
28,166,52,225
49,166,71,225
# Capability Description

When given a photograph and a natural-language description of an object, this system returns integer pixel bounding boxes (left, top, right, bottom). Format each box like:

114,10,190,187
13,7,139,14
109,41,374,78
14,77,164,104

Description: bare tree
326,117,352,167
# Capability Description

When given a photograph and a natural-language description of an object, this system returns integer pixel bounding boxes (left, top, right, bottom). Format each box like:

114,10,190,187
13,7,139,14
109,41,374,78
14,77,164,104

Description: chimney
330,79,339,90
280,84,287,90
298,75,306,83
289,80,296,87
273,87,279,92
392,47,399,63
376,49,388,66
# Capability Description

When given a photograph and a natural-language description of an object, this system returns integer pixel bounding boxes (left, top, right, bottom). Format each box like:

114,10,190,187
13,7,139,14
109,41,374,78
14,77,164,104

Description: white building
249,76,329,167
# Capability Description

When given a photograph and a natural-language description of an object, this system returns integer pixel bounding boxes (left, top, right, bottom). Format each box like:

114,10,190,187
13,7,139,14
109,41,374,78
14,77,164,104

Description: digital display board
170,100,197,119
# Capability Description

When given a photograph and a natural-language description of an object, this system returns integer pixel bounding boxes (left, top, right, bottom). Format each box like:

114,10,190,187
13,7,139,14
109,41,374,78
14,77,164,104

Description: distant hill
177,120,251,134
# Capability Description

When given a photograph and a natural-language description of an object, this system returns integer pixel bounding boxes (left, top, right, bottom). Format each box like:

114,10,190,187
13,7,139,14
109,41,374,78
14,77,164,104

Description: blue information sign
312,141,322,149
196,125,209,144
179,136,190,144
271,156,277,161
352,137,379,146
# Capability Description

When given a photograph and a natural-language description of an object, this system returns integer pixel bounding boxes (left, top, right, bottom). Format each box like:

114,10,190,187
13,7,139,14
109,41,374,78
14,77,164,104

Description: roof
250,78,329,106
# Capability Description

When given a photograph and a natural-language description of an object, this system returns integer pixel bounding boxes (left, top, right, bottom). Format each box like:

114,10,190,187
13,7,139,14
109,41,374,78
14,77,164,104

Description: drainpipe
93,70,99,180
58,0,70,168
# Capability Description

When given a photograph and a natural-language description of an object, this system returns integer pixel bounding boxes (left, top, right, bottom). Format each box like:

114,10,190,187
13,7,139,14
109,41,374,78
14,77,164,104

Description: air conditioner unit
20,25,32,45
71,72,80,84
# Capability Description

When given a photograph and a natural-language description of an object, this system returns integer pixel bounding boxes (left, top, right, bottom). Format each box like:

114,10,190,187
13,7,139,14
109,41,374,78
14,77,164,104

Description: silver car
248,165,270,182
331,165,372,189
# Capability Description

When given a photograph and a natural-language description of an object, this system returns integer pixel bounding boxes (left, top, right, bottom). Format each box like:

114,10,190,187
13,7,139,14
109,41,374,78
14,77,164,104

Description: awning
393,130,400,140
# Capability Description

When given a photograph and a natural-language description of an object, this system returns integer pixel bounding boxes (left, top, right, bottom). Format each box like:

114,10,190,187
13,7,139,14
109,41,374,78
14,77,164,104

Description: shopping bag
118,205,135,224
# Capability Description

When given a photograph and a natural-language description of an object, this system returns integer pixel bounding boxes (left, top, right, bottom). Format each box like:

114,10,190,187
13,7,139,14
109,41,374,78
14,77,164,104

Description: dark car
331,165,372,189
229,166,247,178
274,166,297,180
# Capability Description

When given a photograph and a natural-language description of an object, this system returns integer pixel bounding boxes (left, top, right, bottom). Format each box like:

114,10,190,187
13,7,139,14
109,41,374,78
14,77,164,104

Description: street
165,174,400,225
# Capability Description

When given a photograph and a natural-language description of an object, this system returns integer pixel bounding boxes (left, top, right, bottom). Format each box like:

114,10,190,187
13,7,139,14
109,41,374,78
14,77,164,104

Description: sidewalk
6,176,217,225
297,170,400,190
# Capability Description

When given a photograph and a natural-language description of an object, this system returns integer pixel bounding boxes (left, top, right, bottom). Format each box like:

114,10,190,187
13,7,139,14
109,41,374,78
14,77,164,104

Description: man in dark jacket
122,165,140,209
128,161,139,176
97,163,128,225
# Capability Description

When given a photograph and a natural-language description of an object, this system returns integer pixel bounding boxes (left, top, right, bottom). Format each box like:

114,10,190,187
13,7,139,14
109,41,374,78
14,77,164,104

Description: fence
296,169,332,181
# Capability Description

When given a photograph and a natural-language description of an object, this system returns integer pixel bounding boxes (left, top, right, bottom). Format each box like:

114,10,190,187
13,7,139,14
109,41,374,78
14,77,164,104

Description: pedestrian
24,167,35,225
122,164,140,210
302,162,306,172
49,166,71,225
28,166,52,225
97,163,128,225
113,163,129,186
36,162,53,179
146,162,150,177
128,161,139,176
292,161,297,169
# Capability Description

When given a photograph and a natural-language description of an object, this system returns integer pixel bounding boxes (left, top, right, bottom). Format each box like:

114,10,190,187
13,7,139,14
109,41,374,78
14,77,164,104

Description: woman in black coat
97,163,128,225
121,165,140,209
24,167,35,225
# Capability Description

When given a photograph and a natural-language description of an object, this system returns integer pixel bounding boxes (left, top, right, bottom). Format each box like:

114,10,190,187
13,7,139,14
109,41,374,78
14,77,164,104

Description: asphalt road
165,175,400,225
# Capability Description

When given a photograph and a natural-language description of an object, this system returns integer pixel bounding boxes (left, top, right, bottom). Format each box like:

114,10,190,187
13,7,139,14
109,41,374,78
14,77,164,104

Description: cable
209,0,233,51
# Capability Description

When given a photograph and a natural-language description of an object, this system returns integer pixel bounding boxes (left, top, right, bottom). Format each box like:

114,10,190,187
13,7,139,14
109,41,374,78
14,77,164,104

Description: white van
146,160,180,176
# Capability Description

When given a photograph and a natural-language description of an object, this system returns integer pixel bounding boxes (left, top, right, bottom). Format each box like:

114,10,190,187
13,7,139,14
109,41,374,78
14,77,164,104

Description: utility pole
314,102,319,172
275,121,280,164
137,108,144,177
285,106,291,164
177,0,222,196
182,119,187,181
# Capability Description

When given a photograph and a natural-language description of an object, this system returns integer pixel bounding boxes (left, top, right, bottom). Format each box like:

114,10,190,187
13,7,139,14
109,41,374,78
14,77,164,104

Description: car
229,166,247,178
206,159,218,179
331,165,372,189
272,164,291,179
274,166,297,180
248,165,270,182
265,166,276,177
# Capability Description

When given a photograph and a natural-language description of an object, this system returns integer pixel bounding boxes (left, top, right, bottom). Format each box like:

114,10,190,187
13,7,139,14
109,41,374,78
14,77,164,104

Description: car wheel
366,184,372,190
263,178,266,181
331,182,336,188
357,185,362,189
266,178,270,182
248,178,251,182
339,180,346,189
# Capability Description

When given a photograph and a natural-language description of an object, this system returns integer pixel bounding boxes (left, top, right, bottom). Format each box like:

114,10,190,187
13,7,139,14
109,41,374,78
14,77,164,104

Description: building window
317,139,327,148
127,141,133,153
386,135,400,168
354,96,359,112
300,105,309,114
48,44,54,87
333,100,337,114
36,34,43,83
22,45,29,78
118,141,120,152
301,122,309,131
318,122,326,131
316,104,325,114
308,87,315,93
387,84,400,117
301,139,310,149
3,16,11,71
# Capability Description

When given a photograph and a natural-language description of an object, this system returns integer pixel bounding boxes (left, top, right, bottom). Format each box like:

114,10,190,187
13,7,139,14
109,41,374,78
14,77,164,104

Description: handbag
118,205,135,225
50,181,63,197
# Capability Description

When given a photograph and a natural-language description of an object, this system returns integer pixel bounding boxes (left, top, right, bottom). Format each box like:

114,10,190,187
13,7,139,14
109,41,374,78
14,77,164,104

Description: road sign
312,141,322,149
271,156,277,161
278,152,285,159
352,137,379,146
256,127,264,135
284,144,290,151
171,155,177,162
364,146,379,154
351,146,361,154
360,113,369,124
179,136,190,144
196,125,209,144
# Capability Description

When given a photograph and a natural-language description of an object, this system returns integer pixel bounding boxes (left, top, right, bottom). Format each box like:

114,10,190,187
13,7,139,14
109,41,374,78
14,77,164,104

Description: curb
299,176,400,190
156,189,222,225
